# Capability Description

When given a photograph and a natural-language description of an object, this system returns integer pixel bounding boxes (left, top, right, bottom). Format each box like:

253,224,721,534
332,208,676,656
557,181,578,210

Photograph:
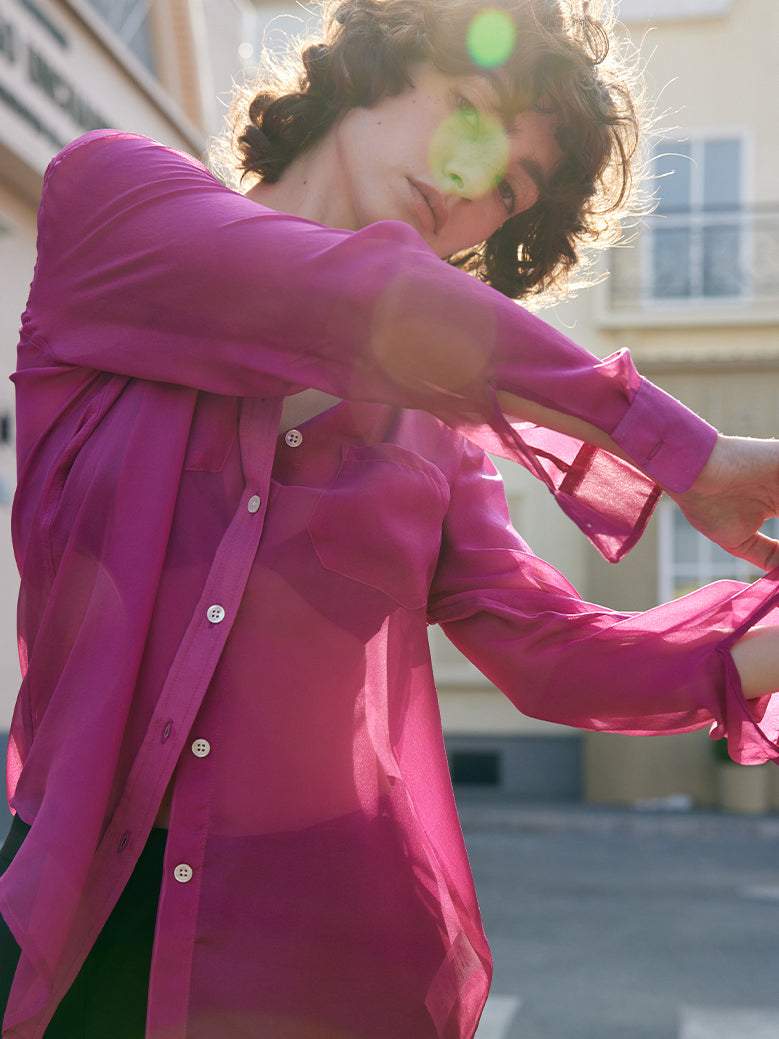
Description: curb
455,799,779,840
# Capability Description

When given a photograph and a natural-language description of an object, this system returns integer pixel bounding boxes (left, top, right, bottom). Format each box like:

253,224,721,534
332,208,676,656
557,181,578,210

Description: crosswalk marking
680,1007,779,1038
470,996,779,1037
740,884,779,901
474,995,521,1039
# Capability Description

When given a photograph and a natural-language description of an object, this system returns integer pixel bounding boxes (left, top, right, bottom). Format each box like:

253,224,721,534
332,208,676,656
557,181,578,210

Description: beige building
1,0,777,811
438,0,779,811
0,0,256,751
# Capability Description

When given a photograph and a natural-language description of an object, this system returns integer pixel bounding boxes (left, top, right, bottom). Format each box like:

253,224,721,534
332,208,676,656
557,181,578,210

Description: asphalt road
460,802,779,1039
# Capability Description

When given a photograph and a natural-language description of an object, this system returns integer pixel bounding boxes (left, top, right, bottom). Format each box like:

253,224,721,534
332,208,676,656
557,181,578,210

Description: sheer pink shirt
3,131,779,1038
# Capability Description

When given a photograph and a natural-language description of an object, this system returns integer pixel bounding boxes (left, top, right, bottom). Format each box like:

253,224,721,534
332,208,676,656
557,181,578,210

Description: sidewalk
454,790,779,840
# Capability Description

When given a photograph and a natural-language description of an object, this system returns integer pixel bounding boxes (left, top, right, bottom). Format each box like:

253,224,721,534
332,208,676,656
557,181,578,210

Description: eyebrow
491,79,557,123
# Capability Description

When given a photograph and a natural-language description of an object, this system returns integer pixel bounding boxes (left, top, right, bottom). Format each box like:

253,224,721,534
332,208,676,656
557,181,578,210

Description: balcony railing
603,205,779,315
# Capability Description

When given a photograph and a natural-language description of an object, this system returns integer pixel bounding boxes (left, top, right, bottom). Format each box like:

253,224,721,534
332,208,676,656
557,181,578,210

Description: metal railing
604,205,779,312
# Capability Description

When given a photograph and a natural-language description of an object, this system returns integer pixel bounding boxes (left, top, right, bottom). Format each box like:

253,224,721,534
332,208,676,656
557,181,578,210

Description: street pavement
458,797,779,1039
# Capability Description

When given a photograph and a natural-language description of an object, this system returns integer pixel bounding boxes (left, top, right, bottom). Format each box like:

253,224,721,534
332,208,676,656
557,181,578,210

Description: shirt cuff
611,379,718,493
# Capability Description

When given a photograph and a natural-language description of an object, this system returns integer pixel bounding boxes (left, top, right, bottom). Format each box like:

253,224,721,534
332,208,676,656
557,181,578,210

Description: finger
730,532,779,572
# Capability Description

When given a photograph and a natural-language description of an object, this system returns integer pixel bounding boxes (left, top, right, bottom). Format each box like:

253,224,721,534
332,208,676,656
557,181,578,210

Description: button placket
141,400,283,1036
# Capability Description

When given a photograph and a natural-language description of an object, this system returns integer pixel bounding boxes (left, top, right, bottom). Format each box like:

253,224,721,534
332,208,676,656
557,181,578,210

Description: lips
408,179,449,236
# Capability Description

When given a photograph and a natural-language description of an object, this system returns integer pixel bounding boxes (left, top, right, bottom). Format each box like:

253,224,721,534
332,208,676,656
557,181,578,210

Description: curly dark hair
214,0,644,303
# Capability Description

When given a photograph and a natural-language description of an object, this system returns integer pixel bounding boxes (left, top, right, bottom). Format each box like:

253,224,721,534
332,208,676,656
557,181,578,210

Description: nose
431,110,510,205
446,169,465,194
437,115,510,202
442,154,486,199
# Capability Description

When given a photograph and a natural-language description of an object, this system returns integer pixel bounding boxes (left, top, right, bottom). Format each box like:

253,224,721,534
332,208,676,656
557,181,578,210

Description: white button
284,429,303,448
174,863,193,883
206,604,225,624
247,494,261,513
191,738,211,758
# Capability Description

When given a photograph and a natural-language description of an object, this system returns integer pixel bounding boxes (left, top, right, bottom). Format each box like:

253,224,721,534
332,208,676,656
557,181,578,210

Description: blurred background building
0,0,777,817
439,0,779,812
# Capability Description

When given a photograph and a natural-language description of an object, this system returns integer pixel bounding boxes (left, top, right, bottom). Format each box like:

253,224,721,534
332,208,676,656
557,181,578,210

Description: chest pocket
183,393,239,472
307,443,450,610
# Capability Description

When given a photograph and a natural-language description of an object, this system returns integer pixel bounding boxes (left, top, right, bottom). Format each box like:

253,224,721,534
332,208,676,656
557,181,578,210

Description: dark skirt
0,816,166,1037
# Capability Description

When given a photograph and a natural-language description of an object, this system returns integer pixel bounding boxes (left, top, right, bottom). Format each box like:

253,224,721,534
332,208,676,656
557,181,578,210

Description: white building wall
0,0,247,734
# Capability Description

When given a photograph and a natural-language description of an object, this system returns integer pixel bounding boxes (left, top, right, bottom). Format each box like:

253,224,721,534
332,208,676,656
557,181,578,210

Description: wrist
732,627,779,700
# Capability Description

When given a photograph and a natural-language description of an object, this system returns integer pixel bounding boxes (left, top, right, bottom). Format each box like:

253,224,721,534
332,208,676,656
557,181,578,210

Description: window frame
642,129,753,308
80,0,157,77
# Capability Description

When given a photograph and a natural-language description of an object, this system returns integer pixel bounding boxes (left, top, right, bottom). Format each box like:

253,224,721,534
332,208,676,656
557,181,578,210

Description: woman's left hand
670,435,779,571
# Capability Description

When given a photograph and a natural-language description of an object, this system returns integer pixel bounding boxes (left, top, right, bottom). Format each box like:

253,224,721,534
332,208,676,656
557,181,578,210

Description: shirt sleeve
428,439,779,765
23,130,716,559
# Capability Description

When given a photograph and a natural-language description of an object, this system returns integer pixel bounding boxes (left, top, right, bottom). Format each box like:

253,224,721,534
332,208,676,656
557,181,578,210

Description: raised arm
25,130,727,562
498,391,779,572
29,132,708,464
429,439,779,765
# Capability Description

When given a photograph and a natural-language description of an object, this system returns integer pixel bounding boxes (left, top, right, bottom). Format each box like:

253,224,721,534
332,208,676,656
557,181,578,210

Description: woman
2,0,779,1036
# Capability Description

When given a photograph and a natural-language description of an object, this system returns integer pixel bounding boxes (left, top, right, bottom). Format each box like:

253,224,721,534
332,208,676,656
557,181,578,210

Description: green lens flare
466,9,516,69
429,110,509,200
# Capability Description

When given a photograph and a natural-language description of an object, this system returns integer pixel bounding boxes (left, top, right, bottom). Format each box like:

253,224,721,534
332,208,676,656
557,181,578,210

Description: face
333,63,563,258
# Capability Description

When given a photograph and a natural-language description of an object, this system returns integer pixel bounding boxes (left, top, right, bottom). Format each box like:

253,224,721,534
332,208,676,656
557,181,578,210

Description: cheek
517,182,540,214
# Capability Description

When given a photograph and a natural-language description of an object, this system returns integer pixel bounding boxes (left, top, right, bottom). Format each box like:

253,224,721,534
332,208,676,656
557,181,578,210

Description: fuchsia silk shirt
4,130,779,1038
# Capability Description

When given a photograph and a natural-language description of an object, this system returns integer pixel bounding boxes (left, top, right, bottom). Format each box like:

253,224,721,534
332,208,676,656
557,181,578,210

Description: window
448,751,501,787
658,501,776,602
83,0,156,75
647,136,747,303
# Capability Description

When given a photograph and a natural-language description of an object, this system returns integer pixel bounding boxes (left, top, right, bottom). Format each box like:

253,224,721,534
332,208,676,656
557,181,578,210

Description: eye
530,92,557,116
455,93,480,130
496,178,516,215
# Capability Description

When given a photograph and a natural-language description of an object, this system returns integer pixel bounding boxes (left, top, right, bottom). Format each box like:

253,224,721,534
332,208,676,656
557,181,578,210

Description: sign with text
0,1,111,155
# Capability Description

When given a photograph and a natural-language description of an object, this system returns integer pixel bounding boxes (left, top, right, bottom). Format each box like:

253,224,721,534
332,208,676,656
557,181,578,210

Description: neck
245,130,355,230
